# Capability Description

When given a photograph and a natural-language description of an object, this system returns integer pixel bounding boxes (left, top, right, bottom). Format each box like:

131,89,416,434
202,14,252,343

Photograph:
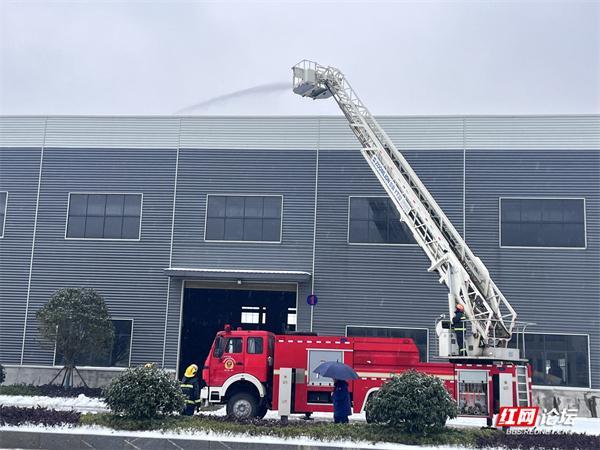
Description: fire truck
199,61,532,423
201,326,531,423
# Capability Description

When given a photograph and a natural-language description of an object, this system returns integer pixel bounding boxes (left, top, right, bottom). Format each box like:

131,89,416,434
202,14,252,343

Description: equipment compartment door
457,370,489,416
307,349,344,386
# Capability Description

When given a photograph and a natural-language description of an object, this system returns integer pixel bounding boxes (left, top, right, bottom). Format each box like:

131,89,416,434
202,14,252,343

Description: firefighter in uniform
180,364,202,416
452,303,467,356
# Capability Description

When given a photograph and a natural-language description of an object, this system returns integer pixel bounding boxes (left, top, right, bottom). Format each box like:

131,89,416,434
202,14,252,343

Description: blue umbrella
313,361,359,381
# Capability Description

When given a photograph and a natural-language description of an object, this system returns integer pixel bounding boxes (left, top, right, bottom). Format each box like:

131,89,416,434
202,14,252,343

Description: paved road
0,430,377,450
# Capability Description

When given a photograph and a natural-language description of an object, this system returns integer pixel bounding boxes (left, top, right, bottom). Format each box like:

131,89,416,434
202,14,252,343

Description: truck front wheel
226,392,259,420
257,404,268,419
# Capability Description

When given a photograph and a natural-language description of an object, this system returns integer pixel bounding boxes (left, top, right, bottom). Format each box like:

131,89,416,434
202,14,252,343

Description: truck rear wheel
226,392,259,420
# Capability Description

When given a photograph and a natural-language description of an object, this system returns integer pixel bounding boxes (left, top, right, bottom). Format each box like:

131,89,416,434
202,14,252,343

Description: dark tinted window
346,326,428,362
55,319,132,367
349,197,415,244
226,338,243,354
509,333,589,388
213,336,225,357
500,198,585,248
247,337,263,354
67,193,142,239
0,192,6,237
206,195,282,242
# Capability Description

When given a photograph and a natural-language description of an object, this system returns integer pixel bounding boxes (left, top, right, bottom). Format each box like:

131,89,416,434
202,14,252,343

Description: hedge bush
0,405,80,426
0,363,5,384
365,369,458,434
103,365,185,419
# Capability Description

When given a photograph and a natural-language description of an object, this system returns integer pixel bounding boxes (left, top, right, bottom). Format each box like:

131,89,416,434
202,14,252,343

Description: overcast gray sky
0,0,598,116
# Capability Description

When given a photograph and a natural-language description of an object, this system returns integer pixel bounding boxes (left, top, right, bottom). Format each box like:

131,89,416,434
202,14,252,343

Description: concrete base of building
2,364,128,388
2,365,177,388
533,385,600,418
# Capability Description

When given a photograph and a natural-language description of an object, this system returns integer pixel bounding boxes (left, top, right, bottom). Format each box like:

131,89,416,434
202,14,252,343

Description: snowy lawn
2,395,599,449
1,394,599,435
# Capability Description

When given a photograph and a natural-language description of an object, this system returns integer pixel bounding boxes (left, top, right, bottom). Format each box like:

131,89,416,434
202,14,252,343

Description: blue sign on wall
307,294,318,306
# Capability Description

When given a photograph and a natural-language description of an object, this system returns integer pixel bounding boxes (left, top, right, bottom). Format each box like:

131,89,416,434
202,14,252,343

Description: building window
55,319,132,367
500,198,585,248
0,191,7,238
511,333,589,388
205,195,282,242
348,197,415,245
66,193,142,240
287,307,297,331
241,306,266,325
247,337,263,354
346,326,428,362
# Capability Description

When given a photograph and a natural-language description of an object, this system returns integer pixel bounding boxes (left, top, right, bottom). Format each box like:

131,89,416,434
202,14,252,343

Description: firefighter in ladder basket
452,304,467,356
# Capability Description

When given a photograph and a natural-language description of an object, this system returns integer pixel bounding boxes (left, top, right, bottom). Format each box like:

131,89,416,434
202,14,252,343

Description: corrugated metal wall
0,115,598,388
0,148,41,362
465,149,600,388
170,148,316,271
311,148,463,357
20,148,177,365
179,117,319,150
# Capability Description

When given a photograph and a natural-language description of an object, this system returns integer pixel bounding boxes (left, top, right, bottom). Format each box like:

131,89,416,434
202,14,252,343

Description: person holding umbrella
313,360,358,424
332,378,352,423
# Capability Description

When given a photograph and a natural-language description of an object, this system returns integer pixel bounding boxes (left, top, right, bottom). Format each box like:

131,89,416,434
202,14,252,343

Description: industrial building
0,115,598,393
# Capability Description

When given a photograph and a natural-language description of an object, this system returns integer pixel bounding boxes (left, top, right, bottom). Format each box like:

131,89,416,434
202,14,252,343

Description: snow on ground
0,394,107,412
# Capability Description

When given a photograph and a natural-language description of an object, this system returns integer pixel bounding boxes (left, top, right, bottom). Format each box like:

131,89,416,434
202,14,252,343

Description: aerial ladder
292,60,519,361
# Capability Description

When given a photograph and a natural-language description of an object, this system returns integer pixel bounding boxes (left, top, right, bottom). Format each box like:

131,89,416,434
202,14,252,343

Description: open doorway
178,283,296,378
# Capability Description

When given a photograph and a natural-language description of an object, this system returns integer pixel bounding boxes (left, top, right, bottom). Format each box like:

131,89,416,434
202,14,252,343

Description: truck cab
201,326,274,418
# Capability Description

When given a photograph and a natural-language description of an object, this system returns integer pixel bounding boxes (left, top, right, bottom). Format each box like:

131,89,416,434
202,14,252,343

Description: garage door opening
178,283,296,378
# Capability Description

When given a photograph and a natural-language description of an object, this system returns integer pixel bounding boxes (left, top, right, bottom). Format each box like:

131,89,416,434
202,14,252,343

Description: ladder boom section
292,60,517,351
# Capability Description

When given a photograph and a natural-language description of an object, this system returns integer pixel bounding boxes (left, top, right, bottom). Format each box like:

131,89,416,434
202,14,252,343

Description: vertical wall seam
310,119,320,332
462,118,466,240
20,118,47,365
174,279,186,376
162,118,182,368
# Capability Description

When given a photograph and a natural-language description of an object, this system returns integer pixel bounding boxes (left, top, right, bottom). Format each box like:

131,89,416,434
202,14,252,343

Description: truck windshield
213,336,225,358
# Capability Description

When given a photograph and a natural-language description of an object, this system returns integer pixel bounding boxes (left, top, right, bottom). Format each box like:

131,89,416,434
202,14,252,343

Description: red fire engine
201,326,532,424
198,61,534,424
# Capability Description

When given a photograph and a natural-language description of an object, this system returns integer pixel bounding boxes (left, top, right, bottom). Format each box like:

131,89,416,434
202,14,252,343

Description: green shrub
0,363,5,384
365,370,458,434
104,366,185,419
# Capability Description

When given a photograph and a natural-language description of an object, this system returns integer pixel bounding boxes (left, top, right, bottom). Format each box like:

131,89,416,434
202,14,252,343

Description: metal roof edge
1,114,599,119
